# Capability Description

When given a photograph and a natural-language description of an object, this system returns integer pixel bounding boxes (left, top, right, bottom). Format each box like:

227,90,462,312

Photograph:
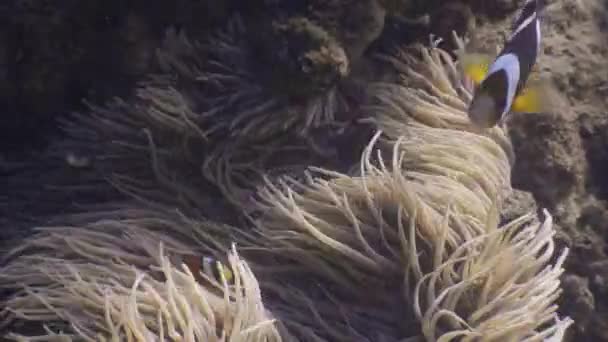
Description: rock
559,274,595,337
429,2,476,49
252,16,349,99
306,0,388,63
588,260,608,342
556,197,608,341
467,0,520,20
500,188,537,224
578,112,608,200
589,260,608,298
507,110,586,210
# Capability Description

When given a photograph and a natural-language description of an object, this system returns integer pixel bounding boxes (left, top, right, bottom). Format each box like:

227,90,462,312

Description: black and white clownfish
461,0,554,128
177,254,235,285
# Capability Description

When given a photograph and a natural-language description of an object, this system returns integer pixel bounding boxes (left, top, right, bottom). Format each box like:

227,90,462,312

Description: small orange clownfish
177,254,235,285
460,0,555,128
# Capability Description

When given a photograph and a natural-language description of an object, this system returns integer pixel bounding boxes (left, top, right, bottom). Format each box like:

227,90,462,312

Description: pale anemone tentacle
0,31,573,342
0,209,283,342
251,39,572,341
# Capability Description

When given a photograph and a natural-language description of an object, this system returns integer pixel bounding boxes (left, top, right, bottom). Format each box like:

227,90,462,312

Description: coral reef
303,0,387,63
0,41,572,341
251,43,571,340
3,0,608,340
465,0,608,339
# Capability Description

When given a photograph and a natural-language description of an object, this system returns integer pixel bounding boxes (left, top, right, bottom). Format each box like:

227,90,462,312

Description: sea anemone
413,209,573,341
31,14,356,215
0,206,281,341
157,15,350,141
0,31,574,342
249,40,573,340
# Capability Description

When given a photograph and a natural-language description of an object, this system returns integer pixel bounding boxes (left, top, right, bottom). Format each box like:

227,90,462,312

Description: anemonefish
177,254,235,285
462,0,552,128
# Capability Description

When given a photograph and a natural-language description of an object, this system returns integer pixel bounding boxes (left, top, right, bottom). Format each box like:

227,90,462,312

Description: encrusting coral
0,34,574,342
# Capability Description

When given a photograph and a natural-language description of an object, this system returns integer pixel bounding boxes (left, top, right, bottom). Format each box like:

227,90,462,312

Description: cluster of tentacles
0,27,573,342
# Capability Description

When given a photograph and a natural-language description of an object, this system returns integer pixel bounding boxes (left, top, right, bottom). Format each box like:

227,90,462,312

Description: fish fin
459,52,493,85
511,79,557,114
217,263,234,283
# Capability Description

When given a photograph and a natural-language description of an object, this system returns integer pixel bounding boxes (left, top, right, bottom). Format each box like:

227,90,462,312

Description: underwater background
1,0,608,341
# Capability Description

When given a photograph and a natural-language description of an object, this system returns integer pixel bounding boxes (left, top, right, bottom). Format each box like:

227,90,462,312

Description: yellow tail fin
511,79,558,114
459,53,492,85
